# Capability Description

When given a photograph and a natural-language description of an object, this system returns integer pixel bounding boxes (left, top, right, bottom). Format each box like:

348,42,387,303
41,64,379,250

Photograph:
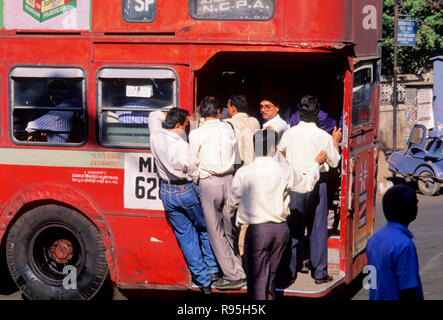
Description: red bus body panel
0,0,382,297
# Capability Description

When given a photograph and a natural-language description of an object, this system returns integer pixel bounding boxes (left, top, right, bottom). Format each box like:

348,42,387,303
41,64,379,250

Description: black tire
5,204,109,300
417,170,441,196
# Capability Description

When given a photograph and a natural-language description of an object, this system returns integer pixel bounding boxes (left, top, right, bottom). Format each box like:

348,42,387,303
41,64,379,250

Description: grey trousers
199,174,246,281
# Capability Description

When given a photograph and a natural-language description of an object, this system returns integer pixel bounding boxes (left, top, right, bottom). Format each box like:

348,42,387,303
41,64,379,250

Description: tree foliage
382,0,442,75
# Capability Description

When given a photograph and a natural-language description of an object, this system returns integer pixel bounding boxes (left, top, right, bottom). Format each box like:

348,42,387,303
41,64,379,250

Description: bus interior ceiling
196,52,345,292
195,52,346,125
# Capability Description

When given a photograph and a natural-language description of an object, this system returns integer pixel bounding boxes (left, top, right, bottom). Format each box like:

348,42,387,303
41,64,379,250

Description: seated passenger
115,97,156,124
26,80,73,143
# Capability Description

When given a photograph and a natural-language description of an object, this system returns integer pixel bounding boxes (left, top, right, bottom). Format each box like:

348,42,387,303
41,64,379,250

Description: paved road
1,190,442,301
352,191,443,300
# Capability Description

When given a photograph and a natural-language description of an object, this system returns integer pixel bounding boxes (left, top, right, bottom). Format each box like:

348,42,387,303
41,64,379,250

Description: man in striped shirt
26,80,74,143
115,98,159,124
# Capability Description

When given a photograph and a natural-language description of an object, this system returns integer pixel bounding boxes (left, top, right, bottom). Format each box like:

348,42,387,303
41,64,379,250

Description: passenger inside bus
278,95,341,285
99,77,174,147
112,96,152,124
259,96,290,143
25,80,74,143
288,105,343,237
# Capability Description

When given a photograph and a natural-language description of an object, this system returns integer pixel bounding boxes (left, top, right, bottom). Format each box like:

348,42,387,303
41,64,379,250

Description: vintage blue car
388,124,443,196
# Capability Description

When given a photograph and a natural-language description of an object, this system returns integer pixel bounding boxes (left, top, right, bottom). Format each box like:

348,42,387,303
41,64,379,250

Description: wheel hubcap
28,224,85,284
49,239,74,264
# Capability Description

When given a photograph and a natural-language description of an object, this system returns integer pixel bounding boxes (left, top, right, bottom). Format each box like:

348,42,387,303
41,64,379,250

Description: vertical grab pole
392,0,398,152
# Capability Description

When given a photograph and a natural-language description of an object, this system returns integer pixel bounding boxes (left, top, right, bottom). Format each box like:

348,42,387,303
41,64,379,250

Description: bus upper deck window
10,67,87,145
97,68,177,149
352,64,374,128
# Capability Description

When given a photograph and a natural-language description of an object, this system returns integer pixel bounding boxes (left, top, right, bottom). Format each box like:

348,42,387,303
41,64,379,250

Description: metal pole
393,0,398,152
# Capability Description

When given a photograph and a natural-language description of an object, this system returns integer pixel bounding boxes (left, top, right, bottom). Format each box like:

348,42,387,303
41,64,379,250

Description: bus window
97,68,176,148
10,67,86,145
188,0,275,21
122,0,156,23
352,64,373,127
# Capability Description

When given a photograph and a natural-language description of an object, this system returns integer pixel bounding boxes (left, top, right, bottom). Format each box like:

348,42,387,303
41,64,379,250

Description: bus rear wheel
5,204,109,300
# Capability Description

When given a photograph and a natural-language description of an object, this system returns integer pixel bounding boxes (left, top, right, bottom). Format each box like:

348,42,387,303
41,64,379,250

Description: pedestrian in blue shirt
365,184,424,300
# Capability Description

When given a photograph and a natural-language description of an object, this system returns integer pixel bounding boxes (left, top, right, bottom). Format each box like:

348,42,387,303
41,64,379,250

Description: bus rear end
0,0,382,299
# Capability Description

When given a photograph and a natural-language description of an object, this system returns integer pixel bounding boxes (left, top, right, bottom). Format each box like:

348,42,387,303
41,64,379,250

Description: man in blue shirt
366,184,424,300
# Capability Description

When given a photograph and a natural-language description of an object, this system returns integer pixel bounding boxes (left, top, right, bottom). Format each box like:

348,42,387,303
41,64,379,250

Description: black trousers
287,177,329,280
244,222,289,300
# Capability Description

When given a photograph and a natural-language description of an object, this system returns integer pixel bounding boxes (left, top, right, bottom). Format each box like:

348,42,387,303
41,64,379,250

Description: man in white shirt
149,108,219,294
189,98,247,290
278,95,342,285
224,94,260,257
227,129,326,300
259,97,290,143
224,94,260,166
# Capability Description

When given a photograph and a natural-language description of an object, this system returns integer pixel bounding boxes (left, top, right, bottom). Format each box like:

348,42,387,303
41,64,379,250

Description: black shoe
200,285,212,295
210,272,221,283
212,278,246,290
299,259,311,274
314,275,333,285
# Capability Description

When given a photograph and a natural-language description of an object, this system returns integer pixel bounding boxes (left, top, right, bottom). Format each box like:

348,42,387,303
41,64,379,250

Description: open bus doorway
194,51,347,295
195,51,345,126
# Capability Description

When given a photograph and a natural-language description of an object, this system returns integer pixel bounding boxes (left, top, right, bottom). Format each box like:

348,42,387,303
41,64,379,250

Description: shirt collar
202,119,220,126
165,128,187,141
254,156,275,163
264,114,282,125
387,221,415,239
298,120,318,128
232,112,248,119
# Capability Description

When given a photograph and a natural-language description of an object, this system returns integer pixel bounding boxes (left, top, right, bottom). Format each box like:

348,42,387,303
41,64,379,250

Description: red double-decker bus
0,0,382,299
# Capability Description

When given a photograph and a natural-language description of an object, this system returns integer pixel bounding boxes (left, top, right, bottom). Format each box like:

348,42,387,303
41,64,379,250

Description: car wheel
417,170,441,196
5,204,109,300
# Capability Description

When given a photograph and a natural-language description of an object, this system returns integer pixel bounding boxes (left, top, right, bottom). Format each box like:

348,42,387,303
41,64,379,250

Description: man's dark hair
200,97,221,118
229,94,248,112
297,95,321,123
260,96,279,108
48,80,69,104
382,184,418,225
164,108,189,129
199,96,215,107
253,129,278,157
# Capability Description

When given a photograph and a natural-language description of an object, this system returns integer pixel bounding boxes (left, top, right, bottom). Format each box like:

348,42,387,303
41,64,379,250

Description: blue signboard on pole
397,19,418,46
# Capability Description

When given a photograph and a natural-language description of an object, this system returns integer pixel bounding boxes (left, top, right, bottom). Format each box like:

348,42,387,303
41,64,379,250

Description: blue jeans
160,182,219,287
